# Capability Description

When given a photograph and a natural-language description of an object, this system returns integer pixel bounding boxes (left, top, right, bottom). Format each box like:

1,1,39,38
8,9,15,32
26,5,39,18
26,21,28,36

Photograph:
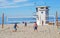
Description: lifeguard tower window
40,7,44,9
41,12,43,14
36,8,38,12
46,7,48,9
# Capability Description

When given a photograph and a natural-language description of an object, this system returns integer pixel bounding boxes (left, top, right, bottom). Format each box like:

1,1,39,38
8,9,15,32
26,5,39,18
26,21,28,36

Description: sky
0,0,60,17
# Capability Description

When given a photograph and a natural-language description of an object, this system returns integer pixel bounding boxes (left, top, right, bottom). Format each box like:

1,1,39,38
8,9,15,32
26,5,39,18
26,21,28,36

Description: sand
0,23,60,38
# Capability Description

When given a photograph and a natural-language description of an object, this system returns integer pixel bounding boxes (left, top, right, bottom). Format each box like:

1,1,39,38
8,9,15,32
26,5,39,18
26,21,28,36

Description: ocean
0,17,36,24
0,17,60,24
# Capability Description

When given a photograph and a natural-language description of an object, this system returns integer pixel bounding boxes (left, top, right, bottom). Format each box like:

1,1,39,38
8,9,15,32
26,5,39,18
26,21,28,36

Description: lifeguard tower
36,6,49,26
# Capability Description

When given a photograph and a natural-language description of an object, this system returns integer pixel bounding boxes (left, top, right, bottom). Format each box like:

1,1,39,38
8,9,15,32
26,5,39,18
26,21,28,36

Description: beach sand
0,23,60,38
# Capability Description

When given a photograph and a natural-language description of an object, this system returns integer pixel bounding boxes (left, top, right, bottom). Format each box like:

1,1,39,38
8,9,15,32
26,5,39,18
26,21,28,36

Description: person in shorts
25,22,27,27
34,22,38,31
14,23,18,32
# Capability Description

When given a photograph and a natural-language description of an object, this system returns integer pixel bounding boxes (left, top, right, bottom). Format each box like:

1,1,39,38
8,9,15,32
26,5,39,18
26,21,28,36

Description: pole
56,11,58,28
2,13,4,29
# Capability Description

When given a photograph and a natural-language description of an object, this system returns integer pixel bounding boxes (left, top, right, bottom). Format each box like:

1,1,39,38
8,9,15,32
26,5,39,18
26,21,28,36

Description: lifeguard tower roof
36,6,49,8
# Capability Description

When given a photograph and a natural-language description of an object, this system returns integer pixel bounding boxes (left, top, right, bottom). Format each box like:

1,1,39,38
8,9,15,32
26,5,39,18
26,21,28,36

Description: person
34,22,38,31
14,23,19,32
25,22,27,27
22,22,24,24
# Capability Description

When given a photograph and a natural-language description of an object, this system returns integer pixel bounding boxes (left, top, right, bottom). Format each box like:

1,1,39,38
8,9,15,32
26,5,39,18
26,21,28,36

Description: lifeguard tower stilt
56,11,58,28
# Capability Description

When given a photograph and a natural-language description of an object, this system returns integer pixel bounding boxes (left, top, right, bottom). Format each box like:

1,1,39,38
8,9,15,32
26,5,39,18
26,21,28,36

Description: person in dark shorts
14,23,18,32
34,22,38,31
25,22,27,27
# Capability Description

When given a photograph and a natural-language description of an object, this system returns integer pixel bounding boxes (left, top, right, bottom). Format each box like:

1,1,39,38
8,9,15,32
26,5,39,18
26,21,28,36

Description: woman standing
34,22,38,31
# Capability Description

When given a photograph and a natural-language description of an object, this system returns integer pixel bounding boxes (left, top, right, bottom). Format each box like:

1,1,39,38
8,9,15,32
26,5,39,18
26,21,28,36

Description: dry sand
0,23,60,38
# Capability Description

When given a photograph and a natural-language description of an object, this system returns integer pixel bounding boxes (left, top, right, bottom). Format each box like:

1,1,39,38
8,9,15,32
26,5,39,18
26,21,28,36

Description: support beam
56,11,58,28
2,13,4,29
